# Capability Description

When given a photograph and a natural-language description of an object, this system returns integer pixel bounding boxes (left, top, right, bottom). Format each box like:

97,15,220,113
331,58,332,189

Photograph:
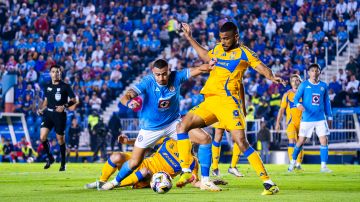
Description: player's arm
294,83,305,111
119,88,140,110
324,84,333,129
181,23,211,62
275,93,288,131
254,63,286,86
37,98,47,115
118,134,136,145
189,59,216,77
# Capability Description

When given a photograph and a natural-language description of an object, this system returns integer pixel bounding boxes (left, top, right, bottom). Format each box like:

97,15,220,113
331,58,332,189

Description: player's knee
110,153,122,164
289,138,296,144
129,159,142,169
236,137,249,152
202,134,212,144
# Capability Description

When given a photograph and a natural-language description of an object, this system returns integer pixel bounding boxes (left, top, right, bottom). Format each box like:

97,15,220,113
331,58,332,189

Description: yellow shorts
212,122,225,129
190,95,245,130
286,123,300,139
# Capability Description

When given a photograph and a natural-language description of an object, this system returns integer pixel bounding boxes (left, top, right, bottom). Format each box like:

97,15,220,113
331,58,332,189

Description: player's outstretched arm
275,93,288,131
254,63,286,86
120,89,139,110
189,59,216,77
37,98,48,115
181,23,211,63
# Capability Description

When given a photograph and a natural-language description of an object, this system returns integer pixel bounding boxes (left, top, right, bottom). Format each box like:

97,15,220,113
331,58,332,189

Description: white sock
264,179,274,185
296,162,301,167
321,162,326,168
290,159,296,166
201,176,209,183
182,168,191,173
111,179,119,186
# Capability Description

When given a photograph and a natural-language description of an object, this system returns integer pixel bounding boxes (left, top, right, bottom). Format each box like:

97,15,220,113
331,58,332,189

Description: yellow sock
119,170,145,187
297,148,304,164
245,147,269,181
211,141,221,170
177,133,192,170
288,143,295,162
100,159,117,182
231,143,241,168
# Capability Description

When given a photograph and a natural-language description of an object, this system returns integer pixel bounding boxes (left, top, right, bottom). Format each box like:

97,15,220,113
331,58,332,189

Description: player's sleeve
66,84,76,99
132,75,151,95
242,46,262,68
324,84,333,120
280,92,288,109
294,83,304,107
175,68,191,84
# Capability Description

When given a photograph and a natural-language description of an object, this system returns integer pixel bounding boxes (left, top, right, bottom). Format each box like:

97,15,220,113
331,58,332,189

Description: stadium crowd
0,0,360,163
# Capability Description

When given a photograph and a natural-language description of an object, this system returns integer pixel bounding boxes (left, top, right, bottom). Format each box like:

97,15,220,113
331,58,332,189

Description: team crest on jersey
158,99,170,109
57,88,60,91
233,110,239,117
320,87,324,91
137,135,143,142
230,52,236,59
312,93,320,105
169,143,174,149
55,93,61,101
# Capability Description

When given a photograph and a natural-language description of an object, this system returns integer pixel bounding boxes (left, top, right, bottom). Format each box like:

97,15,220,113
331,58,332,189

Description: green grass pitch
0,163,359,202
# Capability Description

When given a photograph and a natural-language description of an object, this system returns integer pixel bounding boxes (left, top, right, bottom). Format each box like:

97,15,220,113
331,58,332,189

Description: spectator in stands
89,93,102,111
346,56,359,76
346,75,360,93
50,139,60,162
329,76,343,94
3,139,15,163
337,68,348,85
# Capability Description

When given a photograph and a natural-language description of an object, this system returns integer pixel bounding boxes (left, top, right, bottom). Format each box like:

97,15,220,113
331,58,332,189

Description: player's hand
55,105,65,112
275,123,281,132
209,58,217,70
271,76,287,87
181,23,192,39
37,108,45,115
118,134,129,144
327,119,332,129
127,99,141,110
297,104,305,111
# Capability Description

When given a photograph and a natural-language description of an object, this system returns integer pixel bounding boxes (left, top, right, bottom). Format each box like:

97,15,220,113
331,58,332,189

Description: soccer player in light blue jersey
101,59,221,191
288,64,333,173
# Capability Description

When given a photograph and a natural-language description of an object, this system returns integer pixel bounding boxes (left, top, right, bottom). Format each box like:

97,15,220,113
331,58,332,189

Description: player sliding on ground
175,21,286,195
275,74,304,170
288,64,333,173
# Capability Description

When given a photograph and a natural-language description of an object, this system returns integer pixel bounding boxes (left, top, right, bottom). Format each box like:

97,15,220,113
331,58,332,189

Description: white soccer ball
150,171,173,194
27,157,34,163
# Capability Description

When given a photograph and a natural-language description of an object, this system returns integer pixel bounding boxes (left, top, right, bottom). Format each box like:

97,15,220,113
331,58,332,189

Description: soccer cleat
295,164,304,171
320,167,332,173
200,181,222,192
176,172,194,188
228,167,244,177
44,156,55,169
99,181,116,190
59,164,66,172
261,183,279,195
85,181,105,189
212,168,220,176
288,162,295,172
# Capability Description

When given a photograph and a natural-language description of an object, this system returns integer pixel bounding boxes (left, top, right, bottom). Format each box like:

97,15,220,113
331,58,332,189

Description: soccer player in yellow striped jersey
276,74,304,170
87,136,201,190
176,21,286,195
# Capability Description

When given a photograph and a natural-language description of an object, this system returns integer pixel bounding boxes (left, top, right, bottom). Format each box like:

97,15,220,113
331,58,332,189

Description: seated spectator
346,75,359,93
329,76,343,93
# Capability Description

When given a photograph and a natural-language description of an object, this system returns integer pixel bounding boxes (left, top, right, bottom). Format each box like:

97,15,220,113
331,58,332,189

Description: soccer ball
27,157,34,163
150,171,172,194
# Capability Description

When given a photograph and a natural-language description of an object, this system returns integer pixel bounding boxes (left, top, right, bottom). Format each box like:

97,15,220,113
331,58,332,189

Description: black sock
42,139,52,158
60,144,66,166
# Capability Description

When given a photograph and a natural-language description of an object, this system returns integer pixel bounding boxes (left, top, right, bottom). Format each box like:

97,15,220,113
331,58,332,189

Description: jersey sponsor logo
55,93,61,101
312,93,320,105
158,99,170,109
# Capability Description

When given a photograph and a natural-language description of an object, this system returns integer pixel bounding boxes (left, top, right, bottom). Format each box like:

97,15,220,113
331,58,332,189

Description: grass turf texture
0,164,359,202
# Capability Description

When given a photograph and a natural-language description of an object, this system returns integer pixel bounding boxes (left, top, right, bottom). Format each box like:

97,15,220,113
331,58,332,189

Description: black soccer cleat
44,156,55,169
59,164,66,172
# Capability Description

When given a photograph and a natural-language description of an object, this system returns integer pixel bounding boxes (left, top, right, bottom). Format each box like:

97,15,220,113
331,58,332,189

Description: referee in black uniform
37,65,77,171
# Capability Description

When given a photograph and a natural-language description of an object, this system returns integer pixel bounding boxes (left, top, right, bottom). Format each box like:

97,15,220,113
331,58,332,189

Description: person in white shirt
76,56,87,71
323,16,336,33
346,75,359,93
336,0,347,16
92,57,104,69
25,67,38,82
265,18,277,39
91,45,104,61
89,93,102,111
347,0,358,13
293,16,306,34
337,68,348,84
19,3,30,16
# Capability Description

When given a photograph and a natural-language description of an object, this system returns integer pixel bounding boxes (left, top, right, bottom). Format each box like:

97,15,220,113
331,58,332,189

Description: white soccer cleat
320,167,333,173
85,181,105,189
200,181,222,192
228,167,244,177
99,181,116,190
288,161,296,172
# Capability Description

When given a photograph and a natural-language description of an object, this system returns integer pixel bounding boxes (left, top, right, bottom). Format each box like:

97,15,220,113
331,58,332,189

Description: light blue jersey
132,69,190,130
294,80,333,122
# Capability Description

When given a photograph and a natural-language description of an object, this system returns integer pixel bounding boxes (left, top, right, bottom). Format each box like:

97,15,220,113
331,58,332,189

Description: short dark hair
307,63,321,71
50,64,61,71
220,21,238,34
153,59,168,69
